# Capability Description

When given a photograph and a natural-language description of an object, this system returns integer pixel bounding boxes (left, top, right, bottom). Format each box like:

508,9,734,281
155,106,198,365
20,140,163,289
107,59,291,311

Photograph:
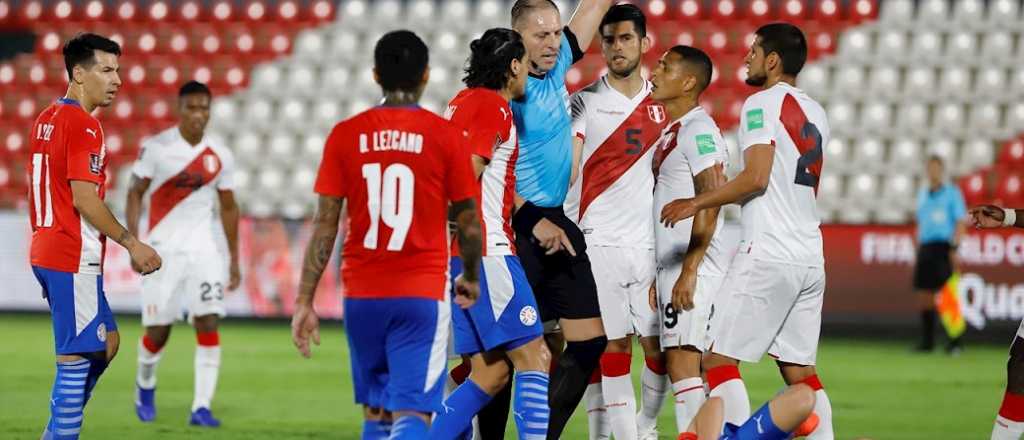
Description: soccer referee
507,0,612,437
913,155,967,354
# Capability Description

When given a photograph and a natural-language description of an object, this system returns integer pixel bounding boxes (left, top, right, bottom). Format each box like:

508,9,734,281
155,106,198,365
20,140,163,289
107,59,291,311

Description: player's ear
641,35,651,54
71,64,85,85
420,65,430,87
372,67,381,87
765,52,780,74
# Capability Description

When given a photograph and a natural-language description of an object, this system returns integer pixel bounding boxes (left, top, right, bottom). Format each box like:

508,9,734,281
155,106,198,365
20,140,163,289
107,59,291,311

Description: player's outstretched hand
130,241,162,275
533,218,577,256
672,270,697,312
454,274,480,309
970,205,1006,229
291,300,320,359
661,198,699,227
227,261,241,291
648,282,658,312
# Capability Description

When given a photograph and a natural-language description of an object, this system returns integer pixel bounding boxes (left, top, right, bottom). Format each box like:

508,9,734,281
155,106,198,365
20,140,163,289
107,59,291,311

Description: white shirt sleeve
679,121,728,176
738,93,776,151
130,138,157,179
215,145,236,191
570,92,587,140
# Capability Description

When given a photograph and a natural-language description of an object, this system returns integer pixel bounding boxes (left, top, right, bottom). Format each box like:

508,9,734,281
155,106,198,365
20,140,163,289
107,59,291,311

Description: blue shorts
452,255,543,355
33,266,117,355
344,296,449,414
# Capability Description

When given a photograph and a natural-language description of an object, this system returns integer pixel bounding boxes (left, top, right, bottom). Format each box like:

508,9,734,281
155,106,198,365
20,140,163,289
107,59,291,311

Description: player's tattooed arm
71,180,162,274
450,198,482,283
125,174,152,238
297,196,344,303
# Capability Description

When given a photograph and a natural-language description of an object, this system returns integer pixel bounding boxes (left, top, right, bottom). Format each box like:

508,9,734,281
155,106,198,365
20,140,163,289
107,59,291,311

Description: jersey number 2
361,163,415,251
780,96,823,191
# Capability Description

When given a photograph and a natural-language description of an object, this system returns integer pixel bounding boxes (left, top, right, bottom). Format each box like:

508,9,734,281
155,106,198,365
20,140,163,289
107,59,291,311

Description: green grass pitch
0,313,1008,439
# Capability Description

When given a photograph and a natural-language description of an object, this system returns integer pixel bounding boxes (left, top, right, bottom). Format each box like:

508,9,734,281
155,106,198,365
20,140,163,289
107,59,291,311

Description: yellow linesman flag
935,272,966,340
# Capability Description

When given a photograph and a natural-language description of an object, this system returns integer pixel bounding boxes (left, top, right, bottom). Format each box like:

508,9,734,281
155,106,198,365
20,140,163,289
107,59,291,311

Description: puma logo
753,414,764,434
442,402,454,414
85,128,97,138
514,410,525,420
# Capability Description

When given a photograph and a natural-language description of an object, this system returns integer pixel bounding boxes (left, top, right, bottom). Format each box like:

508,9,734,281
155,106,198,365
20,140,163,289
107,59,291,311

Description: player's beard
609,56,641,78
745,71,767,87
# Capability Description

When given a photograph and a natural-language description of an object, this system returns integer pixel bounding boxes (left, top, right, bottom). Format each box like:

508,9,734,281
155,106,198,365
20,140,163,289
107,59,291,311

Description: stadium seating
0,0,1019,223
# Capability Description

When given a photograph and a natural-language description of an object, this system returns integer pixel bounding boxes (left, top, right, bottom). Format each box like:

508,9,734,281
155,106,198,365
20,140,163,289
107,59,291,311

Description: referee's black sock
920,310,936,350
546,335,607,440
476,380,512,439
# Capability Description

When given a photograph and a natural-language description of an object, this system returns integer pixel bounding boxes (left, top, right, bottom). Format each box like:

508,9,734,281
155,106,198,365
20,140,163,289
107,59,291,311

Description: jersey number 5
361,163,415,251
780,96,823,191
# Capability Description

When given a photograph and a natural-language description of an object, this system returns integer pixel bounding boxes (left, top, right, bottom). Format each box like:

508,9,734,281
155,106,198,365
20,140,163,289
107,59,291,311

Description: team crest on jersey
96,323,107,342
202,153,220,174
519,306,538,326
647,105,666,124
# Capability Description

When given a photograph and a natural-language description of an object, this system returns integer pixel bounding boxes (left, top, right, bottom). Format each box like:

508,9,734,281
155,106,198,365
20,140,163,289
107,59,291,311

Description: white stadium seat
889,138,923,173
960,138,995,171
833,66,865,99
926,138,957,164
285,65,318,95
951,0,985,28
320,65,352,99
339,0,369,27
234,131,264,166
302,134,326,161
875,30,908,64
986,0,1021,29
909,30,941,65
937,67,969,100
902,67,935,101
1012,70,1024,100
894,102,929,138
475,0,506,27
932,102,965,137
980,31,1014,65
974,67,1007,100
327,29,361,63
847,173,880,203
966,103,1001,138
293,31,326,61
860,103,892,135
244,97,274,125
797,64,829,99
836,28,870,62
878,0,914,26
817,173,842,202
825,101,856,137
439,0,472,30
880,173,915,203
915,0,949,25
852,137,885,168
823,137,848,174
867,65,900,96
1006,102,1024,132
944,31,977,64
267,132,298,164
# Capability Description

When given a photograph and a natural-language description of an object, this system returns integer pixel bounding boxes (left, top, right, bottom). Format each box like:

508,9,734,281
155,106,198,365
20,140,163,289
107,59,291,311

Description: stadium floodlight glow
85,0,103,19
54,1,71,19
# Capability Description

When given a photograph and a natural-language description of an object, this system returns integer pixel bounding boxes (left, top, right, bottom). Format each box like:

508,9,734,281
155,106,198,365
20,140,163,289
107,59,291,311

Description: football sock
478,380,512,439
363,419,392,440
672,377,706,434
390,415,428,440
993,391,1024,440
546,335,606,440
707,365,750,427
80,351,108,405
584,367,609,440
801,375,834,440
733,401,788,440
137,335,164,390
600,352,637,440
192,331,221,412
513,371,550,440
638,356,669,433
45,358,91,440
429,379,492,440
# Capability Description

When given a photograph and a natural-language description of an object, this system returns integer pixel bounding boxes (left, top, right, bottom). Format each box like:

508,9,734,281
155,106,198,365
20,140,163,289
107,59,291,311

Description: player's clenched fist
129,241,162,275
454,274,481,309
661,198,699,227
291,299,321,359
970,205,1007,229
672,270,697,312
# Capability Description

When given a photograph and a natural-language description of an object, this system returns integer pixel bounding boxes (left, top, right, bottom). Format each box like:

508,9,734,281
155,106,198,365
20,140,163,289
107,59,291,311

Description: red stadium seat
243,0,269,22
305,0,336,22
778,0,809,23
275,0,301,23
46,0,75,22
959,171,990,207
995,172,1024,206
145,0,172,22
0,0,14,29
744,0,776,22
17,0,43,26
209,0,236,23
78,0,108,22
804,24,838,59
643,0,671,23
1000,138,1024,167
848,0,878,23
174,0,203,22
112,0,140,21
709,0,740,23
34,26,63,54
812,0,845,25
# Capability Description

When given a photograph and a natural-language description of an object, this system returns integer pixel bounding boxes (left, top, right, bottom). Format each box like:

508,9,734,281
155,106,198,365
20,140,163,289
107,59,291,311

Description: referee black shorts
512,206,601,323
913,242,953,291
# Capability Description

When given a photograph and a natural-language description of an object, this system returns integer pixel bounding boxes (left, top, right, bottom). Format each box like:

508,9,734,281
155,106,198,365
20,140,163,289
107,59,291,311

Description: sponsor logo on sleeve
746,108,764,130
696,134,717,155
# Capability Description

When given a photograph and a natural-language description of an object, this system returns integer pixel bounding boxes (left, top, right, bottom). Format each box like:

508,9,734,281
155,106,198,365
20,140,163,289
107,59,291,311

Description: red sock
1000,391,1024,422
801,374,824,391
706,365,741,391
599,352,631,377
142,335,164,353
196,331,219,347
644,356,667,375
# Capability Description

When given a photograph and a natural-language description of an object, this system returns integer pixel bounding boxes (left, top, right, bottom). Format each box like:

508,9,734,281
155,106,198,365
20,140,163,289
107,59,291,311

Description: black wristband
512,201,545,234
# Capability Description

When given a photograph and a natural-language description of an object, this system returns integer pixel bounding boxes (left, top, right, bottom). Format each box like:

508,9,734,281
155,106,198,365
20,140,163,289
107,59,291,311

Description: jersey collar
57,97,81,107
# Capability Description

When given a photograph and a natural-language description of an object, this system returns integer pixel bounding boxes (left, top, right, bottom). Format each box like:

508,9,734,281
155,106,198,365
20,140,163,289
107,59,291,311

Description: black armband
512,201,545,234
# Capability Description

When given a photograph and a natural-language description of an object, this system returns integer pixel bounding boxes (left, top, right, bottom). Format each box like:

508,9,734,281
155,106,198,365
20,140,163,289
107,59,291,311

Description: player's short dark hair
374,30,429,93
600,3,646,38
755,23,807,76
511,0,558,28
668,45,713,92
178,80,211,98
63,33,121,81
928,154,945,166
464,28,526,90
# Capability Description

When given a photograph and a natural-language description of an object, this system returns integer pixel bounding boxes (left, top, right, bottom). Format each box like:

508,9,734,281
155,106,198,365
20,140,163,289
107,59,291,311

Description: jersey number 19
361,163,414,251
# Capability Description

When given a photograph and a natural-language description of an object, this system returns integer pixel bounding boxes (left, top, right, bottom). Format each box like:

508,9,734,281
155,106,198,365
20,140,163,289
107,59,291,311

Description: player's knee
701,352,735,372
145,326,171,347
193,314,219,333
784,383,817,416
604,337,631,353
509,337,551,372
777,361,815,385
666,347,701,378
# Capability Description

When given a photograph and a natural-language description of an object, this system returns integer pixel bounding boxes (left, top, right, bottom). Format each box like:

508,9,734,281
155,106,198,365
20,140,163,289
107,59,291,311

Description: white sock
192,344,221,411
602,373,638,440
638,363,669,433
709,378,750,427
672,377,706,434
137,338,162,389
993,415,1024,440
585,382,610,440
807,389,835,439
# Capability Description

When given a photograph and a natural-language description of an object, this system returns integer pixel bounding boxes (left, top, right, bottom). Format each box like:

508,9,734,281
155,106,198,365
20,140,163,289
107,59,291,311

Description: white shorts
588,246,658,340
141,251,227,327
708,254,825,366
658,265,722,351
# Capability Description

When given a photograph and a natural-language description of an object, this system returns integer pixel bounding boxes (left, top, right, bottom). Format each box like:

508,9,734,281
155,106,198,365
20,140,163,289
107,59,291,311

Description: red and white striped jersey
28,98,108,274
652,106,730,275
131,126,235,254
564,77,669,249
446,87,518,256
737,82,828,266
